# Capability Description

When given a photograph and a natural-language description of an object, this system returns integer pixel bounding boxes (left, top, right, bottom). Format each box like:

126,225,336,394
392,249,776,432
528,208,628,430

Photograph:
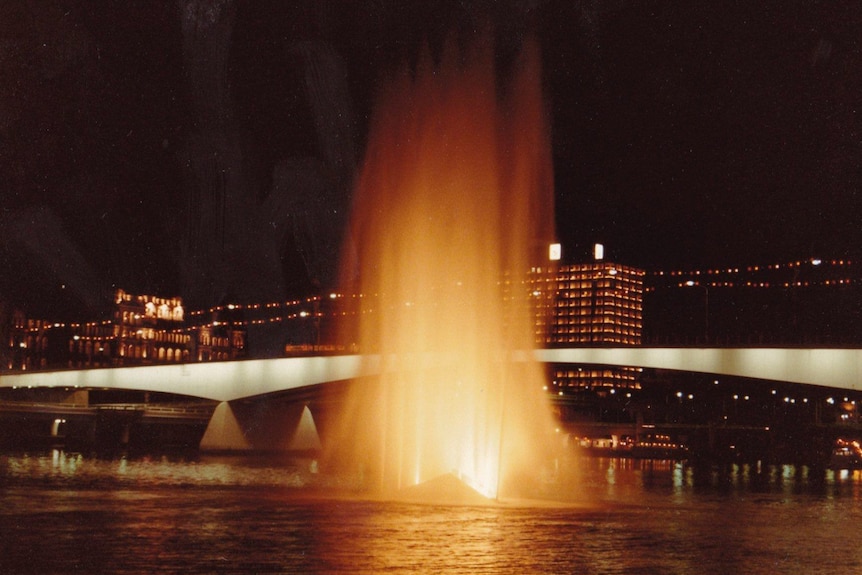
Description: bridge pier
200,400,321,452
94,408,143,450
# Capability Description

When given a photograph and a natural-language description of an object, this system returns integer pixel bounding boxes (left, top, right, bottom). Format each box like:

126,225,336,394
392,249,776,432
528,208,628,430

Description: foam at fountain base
393,473,494,506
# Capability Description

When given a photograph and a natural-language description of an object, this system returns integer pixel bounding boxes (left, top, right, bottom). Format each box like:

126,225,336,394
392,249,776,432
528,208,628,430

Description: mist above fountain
326,35,556,501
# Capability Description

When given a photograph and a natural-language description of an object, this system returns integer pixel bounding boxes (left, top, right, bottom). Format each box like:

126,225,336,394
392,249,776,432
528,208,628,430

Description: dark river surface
2,450,861,574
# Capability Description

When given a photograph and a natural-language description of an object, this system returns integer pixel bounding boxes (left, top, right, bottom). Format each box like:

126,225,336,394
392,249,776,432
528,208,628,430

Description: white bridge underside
1,348,861,402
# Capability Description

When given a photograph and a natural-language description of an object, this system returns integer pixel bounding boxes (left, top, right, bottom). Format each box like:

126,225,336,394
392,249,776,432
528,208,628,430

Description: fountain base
393,473,495,506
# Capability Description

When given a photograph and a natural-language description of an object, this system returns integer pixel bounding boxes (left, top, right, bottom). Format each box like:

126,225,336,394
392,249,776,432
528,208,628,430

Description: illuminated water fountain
326,37,556,501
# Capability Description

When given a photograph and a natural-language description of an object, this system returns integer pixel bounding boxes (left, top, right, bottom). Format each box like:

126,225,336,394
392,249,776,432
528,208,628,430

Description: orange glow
325,36,556,499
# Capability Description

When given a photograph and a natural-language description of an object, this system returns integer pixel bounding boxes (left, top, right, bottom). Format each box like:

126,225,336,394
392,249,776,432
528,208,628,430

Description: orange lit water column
328,36,556,499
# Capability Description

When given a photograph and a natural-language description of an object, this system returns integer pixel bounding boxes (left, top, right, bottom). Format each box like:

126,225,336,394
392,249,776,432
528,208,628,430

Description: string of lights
662,278,857,290
653,258,853,277
647,257,861,292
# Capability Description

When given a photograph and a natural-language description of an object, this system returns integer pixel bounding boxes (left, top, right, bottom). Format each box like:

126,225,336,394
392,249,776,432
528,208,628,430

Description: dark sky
1,1,860,314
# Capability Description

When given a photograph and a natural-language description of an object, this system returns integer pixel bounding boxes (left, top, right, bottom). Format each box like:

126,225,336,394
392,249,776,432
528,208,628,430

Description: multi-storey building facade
530,258,645,393
192,303,247,362
2,289,246,371
542,262,644,346
3,310,54,371
111,289,191,366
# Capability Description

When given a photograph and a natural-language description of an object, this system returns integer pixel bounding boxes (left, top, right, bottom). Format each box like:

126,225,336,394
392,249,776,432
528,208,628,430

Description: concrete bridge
2,347,861,402
2,347,860,451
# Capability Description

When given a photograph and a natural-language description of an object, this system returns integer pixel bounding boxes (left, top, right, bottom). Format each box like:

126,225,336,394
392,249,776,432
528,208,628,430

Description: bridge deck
1,348,860,401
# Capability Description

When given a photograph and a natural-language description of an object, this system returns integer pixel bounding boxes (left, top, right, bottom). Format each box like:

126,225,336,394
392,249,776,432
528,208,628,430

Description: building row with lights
3,289,247,371
4,248,860,375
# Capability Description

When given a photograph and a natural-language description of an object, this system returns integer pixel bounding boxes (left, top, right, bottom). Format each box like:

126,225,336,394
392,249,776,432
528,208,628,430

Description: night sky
1,1,860,316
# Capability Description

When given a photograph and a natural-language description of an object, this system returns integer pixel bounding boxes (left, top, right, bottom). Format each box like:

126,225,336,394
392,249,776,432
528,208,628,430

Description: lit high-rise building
531,261,644,346
530,257,644,392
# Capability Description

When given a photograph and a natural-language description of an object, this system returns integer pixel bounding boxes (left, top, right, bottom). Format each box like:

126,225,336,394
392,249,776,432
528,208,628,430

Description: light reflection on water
2,450,862,574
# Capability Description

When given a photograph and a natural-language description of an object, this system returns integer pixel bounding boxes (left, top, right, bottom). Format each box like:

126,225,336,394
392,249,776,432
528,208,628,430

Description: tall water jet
326,35,556,500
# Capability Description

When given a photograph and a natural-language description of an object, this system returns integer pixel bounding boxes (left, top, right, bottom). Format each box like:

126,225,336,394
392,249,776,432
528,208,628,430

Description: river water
2,450,861,574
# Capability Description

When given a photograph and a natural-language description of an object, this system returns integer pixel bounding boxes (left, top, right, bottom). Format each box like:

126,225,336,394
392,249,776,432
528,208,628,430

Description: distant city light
549,243,561,261
593,243,604,261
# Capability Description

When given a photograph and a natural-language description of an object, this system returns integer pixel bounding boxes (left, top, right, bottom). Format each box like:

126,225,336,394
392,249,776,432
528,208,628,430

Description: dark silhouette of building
645,257,862,346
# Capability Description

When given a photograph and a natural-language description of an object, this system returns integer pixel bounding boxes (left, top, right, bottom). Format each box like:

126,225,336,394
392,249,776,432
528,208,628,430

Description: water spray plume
326,35,556,501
